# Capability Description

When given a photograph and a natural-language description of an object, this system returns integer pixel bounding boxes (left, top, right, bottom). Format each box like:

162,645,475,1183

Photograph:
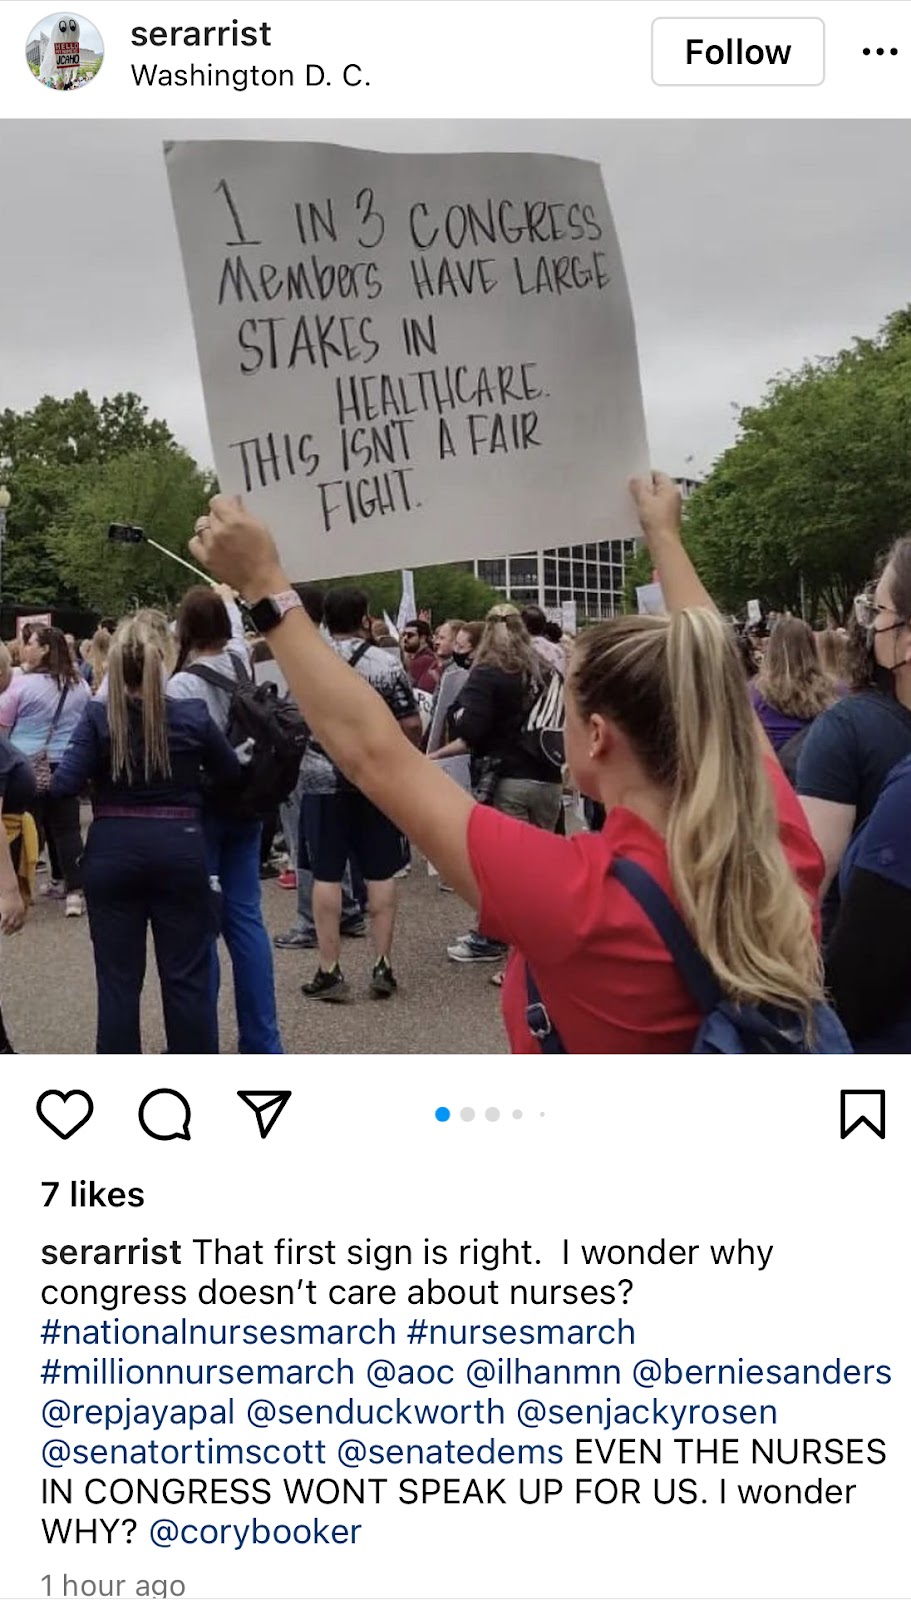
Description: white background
0,2,908,119
0,1061,906,1599
2,5,910,1597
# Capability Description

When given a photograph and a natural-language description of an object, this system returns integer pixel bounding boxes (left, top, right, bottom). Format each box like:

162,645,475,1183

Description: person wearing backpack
433,603,563,966
189,475,846,1053
168,584,284,1053
49,614,242,1054
297,586,422,1003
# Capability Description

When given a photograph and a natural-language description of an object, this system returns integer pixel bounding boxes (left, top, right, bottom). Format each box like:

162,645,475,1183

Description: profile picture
25,11,103,90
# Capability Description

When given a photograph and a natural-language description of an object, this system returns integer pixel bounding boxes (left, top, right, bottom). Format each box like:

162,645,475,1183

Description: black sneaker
302,966,350,1002
370,957,398,999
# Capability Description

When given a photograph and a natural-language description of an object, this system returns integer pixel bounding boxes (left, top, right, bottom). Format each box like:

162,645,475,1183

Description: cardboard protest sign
165,141,648,581
16,613,52,638
560,599,578,635
395,569,417,635
636,582,666,616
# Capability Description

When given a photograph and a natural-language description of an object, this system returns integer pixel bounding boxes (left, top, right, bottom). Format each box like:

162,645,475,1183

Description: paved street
2,857,508,1055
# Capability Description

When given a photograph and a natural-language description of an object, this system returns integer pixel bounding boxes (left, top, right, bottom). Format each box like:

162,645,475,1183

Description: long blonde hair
105,614,172,784
473,603,543,682
755,617,835,720
571,610,823,1020
87,628,111,693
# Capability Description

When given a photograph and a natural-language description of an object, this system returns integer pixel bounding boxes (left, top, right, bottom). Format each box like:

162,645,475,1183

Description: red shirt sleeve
468,804,596,966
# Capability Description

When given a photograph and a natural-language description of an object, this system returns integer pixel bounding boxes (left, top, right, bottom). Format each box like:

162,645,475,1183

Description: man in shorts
300,586,422,1002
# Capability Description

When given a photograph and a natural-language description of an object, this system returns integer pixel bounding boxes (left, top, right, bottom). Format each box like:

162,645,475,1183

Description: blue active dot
435,1106,451,1122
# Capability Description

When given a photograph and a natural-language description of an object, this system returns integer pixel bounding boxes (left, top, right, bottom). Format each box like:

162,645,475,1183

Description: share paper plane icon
237,1091,292,1139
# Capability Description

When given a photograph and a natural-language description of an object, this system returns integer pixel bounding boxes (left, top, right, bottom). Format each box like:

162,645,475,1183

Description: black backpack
187,654,309,821
518,667,566,770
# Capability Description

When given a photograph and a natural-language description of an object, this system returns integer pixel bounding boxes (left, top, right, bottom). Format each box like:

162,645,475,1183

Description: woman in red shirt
188,474,825,1053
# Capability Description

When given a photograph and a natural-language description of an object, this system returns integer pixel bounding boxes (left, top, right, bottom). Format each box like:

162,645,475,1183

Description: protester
425,620,475,756
522,604,566,675
816,628,850,689
50,614,241,1054
0,730,37,1052
749,616,836,752
433,618,466,670
0,645,14,696
401,619,440,692
734,627,760,680
796,544,911,899
168,583,283,1053
188,478,828,1052
826,750,911,1049
87,627,111,693
431,603,563,964
297,585,421,1001
0,624,91,916
273,584,367,950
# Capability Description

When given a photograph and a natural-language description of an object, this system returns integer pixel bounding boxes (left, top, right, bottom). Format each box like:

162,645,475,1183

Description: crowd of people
2,470,911,1053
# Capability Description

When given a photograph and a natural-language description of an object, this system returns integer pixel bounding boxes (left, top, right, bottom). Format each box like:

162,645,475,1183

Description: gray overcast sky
2,119,910,477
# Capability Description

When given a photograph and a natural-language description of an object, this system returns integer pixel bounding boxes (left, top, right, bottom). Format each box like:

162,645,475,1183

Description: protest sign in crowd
2,139,908,1055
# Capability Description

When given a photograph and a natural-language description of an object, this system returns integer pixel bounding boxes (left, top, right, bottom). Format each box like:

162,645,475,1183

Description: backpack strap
610,858,722,1015
347,639,372,670
185,661,238,694
524,963,566,1054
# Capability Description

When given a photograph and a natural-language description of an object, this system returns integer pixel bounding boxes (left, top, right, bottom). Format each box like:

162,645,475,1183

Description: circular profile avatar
26,12,104,90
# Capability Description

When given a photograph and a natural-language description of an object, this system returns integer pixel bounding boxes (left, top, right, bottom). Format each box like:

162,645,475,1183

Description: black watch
246,590,303,634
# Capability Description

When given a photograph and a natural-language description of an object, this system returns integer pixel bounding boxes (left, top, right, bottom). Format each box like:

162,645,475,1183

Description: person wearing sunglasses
401,620,440,694
794,540,911,922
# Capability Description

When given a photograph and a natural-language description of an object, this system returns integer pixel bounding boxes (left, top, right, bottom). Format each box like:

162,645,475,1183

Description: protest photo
1,117,909,1054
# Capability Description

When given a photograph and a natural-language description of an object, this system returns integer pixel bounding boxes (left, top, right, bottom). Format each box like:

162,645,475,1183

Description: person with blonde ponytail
49,613,242,1054
186,476,829,1053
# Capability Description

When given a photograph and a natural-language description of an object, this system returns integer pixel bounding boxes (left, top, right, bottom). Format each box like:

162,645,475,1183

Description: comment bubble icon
138,1088,191,1142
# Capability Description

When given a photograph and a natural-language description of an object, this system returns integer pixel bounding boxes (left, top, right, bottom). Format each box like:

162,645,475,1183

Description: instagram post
0,3,909,1598
0,114,910,1057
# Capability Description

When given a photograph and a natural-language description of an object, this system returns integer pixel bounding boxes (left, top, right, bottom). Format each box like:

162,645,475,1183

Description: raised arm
629,473,717,614
631,472,772,754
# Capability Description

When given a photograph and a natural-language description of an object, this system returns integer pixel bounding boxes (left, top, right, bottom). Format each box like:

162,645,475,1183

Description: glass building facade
470,478,701,621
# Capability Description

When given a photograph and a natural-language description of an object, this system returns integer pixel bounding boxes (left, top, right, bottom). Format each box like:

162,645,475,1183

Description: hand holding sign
190,497,285,599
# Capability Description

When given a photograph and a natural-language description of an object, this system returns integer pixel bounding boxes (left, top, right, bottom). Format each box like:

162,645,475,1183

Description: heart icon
36,1090,94,1140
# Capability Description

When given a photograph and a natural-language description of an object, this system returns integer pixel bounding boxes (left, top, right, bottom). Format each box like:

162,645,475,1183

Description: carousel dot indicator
485,1107,500,1122
460,1107,475,1122
435,1106,451,1122
512,1110,523,1120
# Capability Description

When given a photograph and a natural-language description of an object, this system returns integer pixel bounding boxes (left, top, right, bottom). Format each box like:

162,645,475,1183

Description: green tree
684,309,911,622
622,544,654,613
0,392,206,608
311,563,504,623
49,448,216,615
